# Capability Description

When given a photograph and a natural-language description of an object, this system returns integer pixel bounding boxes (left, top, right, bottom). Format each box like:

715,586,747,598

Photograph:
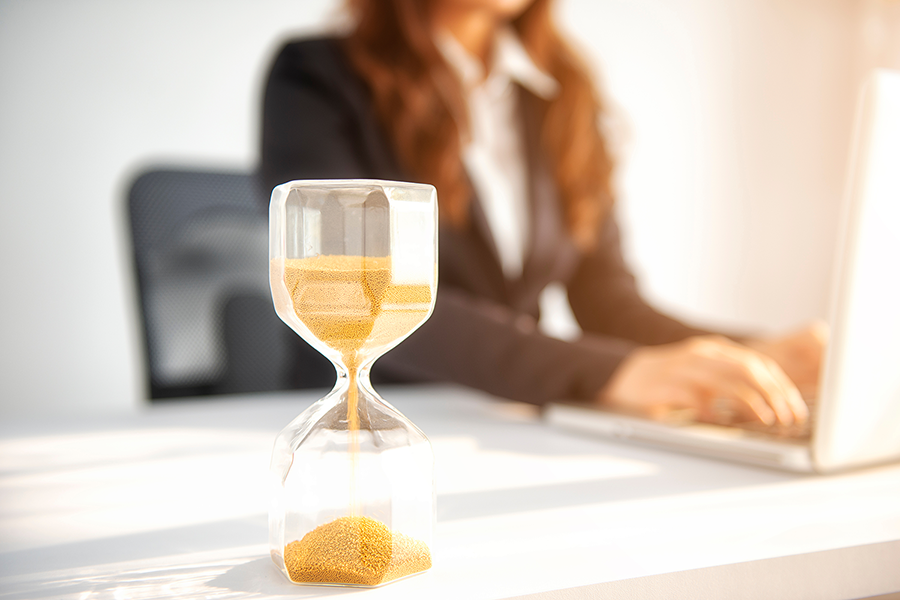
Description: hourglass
268,179,437,586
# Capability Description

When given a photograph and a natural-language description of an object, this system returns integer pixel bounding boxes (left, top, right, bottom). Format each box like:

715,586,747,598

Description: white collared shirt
437,29,559,280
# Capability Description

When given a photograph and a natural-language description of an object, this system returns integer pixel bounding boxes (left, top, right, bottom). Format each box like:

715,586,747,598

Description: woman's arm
566,216,711,345
378,286,641,404
566,217,817,425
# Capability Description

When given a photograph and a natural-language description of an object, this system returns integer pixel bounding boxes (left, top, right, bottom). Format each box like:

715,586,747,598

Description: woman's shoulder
265,35,373,111
268,35,354,83
274,36,342,61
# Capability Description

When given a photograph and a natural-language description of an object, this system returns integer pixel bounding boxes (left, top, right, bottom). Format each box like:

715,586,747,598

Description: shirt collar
436,27,560,100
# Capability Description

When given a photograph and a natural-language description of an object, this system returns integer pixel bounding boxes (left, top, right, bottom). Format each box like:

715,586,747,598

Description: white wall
571,0,900,335
0,0,897,415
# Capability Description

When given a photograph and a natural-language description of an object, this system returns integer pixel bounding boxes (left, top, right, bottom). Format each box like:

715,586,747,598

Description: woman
260,0,824,427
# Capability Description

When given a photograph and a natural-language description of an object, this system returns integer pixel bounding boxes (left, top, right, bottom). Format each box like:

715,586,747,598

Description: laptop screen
815,69,900,471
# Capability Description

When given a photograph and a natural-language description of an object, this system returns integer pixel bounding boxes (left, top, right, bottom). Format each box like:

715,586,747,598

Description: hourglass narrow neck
335,359,380,413
335,352,378,386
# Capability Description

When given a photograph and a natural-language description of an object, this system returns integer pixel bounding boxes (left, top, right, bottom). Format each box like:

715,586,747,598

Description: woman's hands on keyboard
597,333,817,427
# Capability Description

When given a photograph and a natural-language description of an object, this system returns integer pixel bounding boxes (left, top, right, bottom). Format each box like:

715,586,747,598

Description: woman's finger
707,342,806,426
746,321,828,399
721,383,777,426
744,352,809,425
676,358,777,425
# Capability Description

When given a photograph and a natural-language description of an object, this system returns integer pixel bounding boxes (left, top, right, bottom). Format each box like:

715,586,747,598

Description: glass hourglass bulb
268,180,437,587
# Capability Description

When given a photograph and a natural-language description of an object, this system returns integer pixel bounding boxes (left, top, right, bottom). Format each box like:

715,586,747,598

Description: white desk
1,385,899,599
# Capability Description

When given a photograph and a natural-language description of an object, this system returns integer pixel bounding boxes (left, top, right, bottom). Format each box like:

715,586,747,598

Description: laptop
544,69,900,473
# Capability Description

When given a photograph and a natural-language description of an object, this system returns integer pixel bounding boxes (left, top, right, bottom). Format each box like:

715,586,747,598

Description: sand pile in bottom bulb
284,516,432,586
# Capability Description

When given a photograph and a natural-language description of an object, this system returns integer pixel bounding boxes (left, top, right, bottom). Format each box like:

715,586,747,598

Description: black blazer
260,37,710,404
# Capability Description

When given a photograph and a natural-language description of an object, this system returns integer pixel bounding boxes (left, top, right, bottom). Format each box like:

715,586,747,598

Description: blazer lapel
513,89,580,314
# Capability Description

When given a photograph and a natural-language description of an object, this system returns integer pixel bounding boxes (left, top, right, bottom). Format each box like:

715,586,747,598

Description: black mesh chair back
126,168,331,399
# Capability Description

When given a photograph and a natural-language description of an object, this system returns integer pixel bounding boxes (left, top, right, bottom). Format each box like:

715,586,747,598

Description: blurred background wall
1,0,898,415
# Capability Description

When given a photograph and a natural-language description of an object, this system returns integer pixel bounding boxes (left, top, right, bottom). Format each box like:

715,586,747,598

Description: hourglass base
281,569,431,589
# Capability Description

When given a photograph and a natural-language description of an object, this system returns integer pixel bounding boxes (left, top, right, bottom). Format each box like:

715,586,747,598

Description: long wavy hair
343,0,614,250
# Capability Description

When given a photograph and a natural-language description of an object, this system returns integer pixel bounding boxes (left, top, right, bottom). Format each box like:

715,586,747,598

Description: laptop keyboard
731,417,811,440
659,400,817,441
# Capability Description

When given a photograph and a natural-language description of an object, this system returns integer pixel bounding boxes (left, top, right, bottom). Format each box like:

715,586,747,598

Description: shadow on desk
0,517,312,599
210,557,342,597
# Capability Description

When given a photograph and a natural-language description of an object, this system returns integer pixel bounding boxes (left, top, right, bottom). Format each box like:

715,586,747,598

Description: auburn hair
343,0,614,250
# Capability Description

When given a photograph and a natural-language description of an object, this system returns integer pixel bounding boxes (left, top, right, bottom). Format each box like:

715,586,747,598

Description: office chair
126,167,332,400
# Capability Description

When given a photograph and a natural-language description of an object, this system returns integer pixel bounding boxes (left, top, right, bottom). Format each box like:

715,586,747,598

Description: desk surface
1,385,899,600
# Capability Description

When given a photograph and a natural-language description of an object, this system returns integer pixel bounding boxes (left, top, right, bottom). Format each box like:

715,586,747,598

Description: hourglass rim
272,178,437,193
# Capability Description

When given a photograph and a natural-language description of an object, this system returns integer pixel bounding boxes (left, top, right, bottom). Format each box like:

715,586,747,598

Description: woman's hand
745,321,828,400
598,335,810,426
